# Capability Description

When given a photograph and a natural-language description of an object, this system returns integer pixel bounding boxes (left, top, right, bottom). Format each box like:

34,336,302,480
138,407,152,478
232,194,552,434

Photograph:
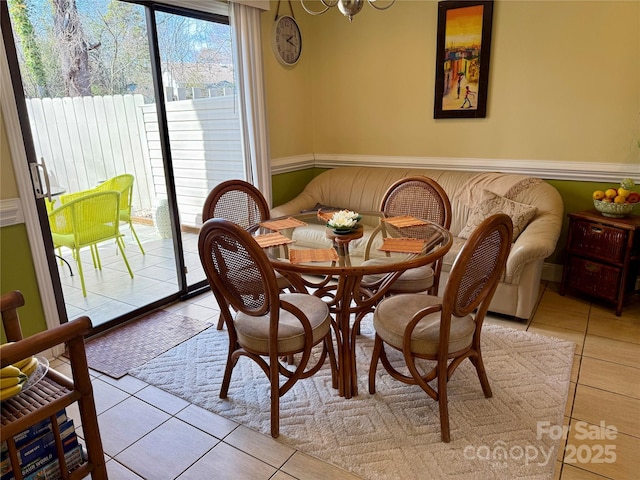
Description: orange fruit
593,190,605,200
605,188,618,199
613,195,626,204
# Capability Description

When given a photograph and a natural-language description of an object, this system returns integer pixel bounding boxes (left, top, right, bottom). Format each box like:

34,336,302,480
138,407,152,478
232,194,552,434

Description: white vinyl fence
26,93,244,227
141,94,244,226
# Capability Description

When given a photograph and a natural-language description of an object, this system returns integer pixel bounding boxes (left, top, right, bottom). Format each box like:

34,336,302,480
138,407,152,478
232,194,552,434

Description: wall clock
272,14,302,66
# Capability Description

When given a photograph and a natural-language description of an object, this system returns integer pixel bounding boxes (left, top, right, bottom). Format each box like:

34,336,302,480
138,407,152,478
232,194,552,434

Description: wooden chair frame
356,176,453,335
198,219,336,437
202,179,270,234
363,175,452,295
369,213,513,442
202,179,291,330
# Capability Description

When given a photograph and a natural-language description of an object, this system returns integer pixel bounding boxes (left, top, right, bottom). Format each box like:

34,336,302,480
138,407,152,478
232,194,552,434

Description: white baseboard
542,262,564,283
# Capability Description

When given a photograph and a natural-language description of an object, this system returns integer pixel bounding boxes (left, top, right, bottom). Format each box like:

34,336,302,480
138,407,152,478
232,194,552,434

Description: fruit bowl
593,199,637,218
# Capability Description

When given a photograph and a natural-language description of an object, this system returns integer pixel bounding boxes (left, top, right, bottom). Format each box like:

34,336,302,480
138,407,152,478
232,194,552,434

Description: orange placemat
254,232,294,248
382,216,428,228
259,217,307,231
317,211,334,222
289,248,339,264
378,237,426,254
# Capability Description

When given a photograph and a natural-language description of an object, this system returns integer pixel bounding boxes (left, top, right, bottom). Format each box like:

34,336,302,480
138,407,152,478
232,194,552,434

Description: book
0,410,67,456
24,444,84,480
1,420,77,480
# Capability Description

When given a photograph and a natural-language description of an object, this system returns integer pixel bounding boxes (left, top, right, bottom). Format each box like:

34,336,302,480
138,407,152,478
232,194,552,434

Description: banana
0,373,27,389
20,357,39,377
0,383,23,401
0,365,22,377
12,356,35,370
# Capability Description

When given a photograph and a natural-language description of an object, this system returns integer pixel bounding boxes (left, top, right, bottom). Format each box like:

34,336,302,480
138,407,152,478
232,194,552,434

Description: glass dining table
256,211,453,399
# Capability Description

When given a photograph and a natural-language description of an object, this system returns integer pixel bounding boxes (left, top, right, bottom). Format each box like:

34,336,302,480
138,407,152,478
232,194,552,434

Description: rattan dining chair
202,179,292,330
202,179,271,234
361,176,452,296
198,218,337,438
354,176,452,336
48,191,134,297
369,213,513,442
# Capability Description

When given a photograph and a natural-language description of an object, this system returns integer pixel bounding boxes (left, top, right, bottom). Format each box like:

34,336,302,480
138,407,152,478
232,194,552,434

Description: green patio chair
45,197,74,276
60,174,145,255
95,174,145,255
48,190,134,297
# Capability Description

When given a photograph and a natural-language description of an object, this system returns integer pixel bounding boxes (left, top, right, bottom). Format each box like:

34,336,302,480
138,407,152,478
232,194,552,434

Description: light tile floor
50,282,640,480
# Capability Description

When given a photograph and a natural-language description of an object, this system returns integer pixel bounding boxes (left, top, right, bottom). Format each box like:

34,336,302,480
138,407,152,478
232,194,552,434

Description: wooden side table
1,291,107,480
560,210,640,316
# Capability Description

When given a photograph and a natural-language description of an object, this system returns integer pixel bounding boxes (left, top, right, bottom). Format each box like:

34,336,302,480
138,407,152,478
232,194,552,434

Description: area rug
130,320,575,479
83,310,214,378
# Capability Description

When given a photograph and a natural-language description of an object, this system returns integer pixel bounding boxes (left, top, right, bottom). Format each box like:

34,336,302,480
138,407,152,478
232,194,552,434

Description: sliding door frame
1,1,235,336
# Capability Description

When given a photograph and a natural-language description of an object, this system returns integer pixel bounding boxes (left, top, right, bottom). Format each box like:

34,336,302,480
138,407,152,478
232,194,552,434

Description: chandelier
300,0,396,22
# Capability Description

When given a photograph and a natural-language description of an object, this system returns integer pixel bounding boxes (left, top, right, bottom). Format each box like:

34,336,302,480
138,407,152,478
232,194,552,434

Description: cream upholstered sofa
270,166,564,320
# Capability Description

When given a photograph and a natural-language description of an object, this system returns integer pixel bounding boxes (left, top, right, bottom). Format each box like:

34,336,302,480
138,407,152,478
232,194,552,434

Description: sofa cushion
458,190,537,241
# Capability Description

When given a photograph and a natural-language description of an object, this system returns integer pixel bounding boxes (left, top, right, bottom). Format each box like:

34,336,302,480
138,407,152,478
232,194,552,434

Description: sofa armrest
271,191,321,218
504,213,562,283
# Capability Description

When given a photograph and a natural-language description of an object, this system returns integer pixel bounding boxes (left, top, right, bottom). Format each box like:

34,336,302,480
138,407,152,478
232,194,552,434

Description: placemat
378,237,425,253
253,232,293,248
259,217,307,231
382,215,428,228
289,248,339,264
316,211,334,222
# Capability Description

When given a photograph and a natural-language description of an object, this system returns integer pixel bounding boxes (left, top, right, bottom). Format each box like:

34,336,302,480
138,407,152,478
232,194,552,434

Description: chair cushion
373,294,475,356
235,293,331,354
361,258,434,293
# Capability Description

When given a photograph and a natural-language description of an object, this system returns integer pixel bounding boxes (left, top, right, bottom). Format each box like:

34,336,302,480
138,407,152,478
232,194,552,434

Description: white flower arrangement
327,210,362,230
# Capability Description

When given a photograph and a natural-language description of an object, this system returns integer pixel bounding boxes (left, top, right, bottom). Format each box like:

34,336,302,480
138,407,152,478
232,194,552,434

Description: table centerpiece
326,210,362,234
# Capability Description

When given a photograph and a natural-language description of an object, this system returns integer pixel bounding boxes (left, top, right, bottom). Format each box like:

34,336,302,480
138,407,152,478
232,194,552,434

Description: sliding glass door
2,0,243,332
152,7,244,288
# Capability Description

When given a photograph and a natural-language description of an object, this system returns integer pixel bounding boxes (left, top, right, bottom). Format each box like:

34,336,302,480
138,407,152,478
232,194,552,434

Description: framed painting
433,0,494,119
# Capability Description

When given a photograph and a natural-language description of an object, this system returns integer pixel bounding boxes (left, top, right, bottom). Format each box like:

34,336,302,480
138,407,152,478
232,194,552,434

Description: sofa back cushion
294,167,478,234
271,166,562,250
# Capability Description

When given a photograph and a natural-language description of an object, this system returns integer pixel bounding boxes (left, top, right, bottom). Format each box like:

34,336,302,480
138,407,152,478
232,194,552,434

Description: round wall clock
272,15,302,66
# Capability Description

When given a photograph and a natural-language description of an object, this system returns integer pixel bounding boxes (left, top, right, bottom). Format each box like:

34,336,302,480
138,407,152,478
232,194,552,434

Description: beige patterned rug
130,320,574,479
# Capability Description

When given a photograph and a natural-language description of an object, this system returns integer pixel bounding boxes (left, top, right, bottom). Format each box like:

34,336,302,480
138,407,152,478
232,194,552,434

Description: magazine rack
1,290,107,479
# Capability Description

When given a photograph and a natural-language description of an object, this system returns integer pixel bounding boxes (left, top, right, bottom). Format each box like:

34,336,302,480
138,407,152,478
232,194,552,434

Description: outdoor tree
52,0,92,96
88,0,151,98
7,0,49,96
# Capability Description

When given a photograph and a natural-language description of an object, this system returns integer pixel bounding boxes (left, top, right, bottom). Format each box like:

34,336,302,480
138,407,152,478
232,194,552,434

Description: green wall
0,224,47,342
1,108,48,341
271,168,326,208
546,179,639,265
